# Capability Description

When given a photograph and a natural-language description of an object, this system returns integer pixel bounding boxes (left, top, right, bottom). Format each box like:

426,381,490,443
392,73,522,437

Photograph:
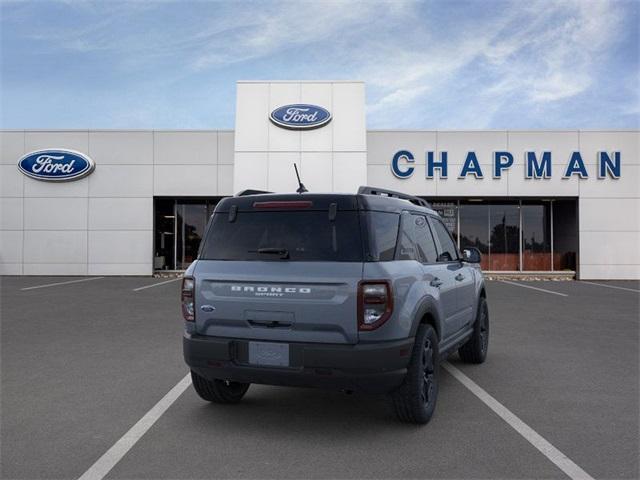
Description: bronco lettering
230,285,311,294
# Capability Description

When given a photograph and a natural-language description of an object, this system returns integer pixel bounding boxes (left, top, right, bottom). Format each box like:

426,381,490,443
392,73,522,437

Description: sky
1,0,638,129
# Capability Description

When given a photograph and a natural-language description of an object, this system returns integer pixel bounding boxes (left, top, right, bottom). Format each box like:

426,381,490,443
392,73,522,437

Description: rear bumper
183,333,414,394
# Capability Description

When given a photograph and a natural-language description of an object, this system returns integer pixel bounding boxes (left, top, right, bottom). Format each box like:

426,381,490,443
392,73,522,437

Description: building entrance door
154,198,220,270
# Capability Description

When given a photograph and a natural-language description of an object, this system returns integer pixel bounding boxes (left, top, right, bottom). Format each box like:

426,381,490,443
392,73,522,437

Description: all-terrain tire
458,297,489,364
190,370,250,404
391,324,439,424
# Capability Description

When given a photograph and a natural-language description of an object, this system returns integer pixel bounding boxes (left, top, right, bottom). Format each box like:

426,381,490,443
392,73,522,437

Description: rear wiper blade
250,247,290,259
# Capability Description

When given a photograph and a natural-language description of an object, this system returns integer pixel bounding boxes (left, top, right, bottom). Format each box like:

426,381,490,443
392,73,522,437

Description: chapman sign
270,104,331,130
391,150,621,179
17,149,95,182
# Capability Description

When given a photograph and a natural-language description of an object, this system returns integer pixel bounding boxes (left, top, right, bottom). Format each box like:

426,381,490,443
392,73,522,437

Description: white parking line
133,277,181,292
580,281,640,293
443,363,594,480
21,277,104,291
499,280,568,297
76,364,595,480
77,373,192,480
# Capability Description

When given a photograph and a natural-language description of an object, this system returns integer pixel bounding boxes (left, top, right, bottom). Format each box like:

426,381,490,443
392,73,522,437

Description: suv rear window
200,211,363,262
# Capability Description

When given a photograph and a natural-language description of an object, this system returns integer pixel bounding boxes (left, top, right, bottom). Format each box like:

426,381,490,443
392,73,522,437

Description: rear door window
430,217,459,262
412,215,438,263
200,211,363,262
395,212,420,261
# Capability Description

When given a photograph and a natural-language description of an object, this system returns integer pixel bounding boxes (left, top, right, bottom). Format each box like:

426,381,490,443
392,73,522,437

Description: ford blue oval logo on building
270,104,331,130
17,149,95,182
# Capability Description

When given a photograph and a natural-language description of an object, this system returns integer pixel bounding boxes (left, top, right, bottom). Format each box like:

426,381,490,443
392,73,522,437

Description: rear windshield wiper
250,247,290,259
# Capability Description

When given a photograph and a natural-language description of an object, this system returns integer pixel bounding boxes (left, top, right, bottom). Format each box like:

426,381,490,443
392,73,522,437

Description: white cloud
189,1,415,71
3,0,635,128
362,0,628,125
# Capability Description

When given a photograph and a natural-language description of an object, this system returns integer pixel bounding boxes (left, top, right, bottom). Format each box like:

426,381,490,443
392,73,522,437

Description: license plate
248,342,290,367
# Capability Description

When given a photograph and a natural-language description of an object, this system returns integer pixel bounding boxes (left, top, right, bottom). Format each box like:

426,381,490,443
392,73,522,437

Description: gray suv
182,186,488,424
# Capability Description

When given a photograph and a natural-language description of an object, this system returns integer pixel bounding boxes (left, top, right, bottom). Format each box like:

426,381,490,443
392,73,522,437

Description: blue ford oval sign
270,104,331,130
17,149,95,182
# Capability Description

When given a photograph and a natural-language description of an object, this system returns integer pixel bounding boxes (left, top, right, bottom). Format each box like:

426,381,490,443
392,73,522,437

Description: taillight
358,280,393,331
181,277,195,322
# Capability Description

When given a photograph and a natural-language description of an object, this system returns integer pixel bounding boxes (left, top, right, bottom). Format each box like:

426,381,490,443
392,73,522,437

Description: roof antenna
294,163,308,194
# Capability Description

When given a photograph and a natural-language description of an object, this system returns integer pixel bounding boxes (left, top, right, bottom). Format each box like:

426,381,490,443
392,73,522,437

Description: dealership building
1,80,638,279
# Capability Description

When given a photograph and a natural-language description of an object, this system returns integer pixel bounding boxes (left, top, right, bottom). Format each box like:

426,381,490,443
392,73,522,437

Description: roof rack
357,186,431,209
235,189,272,197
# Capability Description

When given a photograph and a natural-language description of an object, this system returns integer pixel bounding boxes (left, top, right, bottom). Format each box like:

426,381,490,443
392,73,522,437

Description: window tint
365,212,399,261
412,215,438,263
431,218,458,262
200,211,363,262
395,213,419,261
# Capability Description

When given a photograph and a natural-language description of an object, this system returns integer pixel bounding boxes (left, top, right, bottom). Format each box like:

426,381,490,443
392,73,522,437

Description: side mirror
462,247,482,264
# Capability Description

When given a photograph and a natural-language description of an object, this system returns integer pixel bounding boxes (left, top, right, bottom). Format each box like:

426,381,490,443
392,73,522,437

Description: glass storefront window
459,202,490,270
522,201,552,271
489,203,520,270
154,198,220,270
156,196,577,273
154,198,175,271
553,199,578,271
457,201,520,271
176,202,208,270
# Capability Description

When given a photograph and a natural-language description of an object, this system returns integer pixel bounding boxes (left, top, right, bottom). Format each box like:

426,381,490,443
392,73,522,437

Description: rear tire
190,370,250,404
391,324,439,424
458,297,489,364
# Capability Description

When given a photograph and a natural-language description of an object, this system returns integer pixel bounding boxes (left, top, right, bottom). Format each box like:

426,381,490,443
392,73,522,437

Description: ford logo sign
270,104,331,130
17,149,95,182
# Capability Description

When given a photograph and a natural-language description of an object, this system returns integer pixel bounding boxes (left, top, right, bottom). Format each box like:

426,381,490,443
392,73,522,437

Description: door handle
455,273,465,281
430,278,443,288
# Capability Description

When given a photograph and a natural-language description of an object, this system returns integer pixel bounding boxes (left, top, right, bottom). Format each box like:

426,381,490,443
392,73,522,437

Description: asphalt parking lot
1,276,638,480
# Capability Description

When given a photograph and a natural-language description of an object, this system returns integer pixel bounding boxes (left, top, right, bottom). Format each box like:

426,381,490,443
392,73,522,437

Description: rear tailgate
194,261,362,344
194,197,365,344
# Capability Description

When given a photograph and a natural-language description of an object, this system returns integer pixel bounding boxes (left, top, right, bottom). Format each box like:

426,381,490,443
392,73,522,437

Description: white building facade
1,80,638,279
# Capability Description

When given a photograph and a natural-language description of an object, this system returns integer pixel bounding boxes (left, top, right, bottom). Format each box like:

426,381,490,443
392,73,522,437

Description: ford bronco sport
182,186,488,424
